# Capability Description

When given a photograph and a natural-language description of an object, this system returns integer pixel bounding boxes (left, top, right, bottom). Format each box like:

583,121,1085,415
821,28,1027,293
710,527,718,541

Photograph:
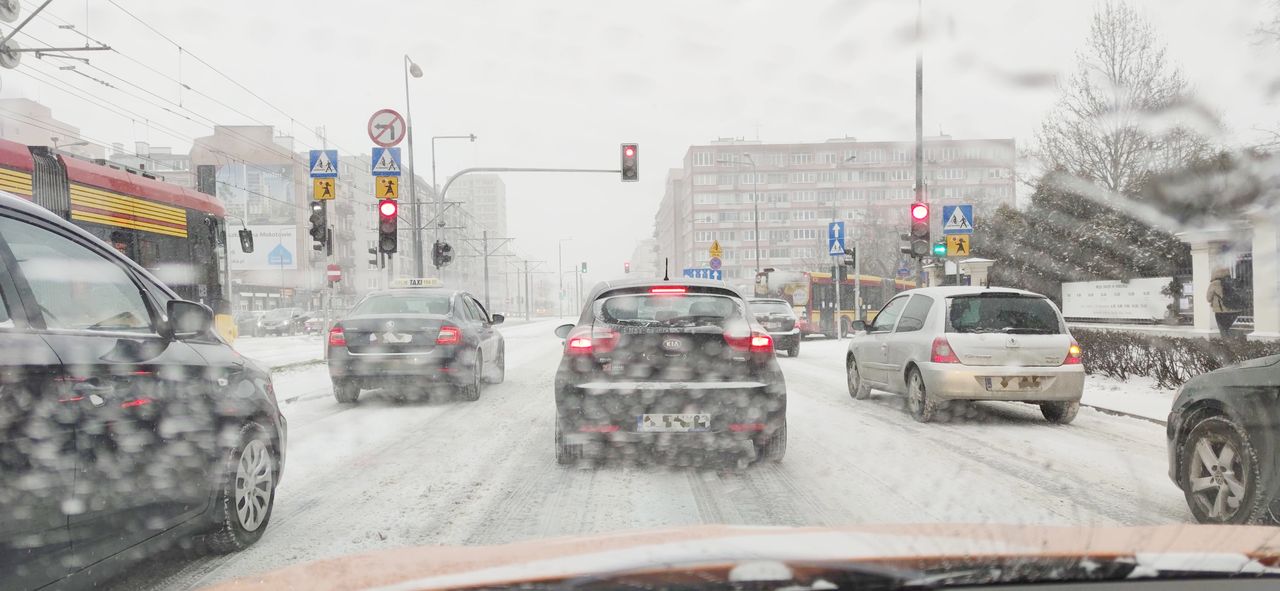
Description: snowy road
109,319,1190,590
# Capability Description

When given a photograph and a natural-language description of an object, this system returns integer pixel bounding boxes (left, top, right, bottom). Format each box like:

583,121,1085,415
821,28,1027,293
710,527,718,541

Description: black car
749,298,801,357
0,191,286,590
326,284,505,403
1166,354,1280,525
258,307,306,336
553,278,787,465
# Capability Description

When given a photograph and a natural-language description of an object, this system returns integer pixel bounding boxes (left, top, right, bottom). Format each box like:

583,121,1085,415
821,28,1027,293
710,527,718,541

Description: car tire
906,369,937,423
201,422,277,554
756,422,787,462
847,356,871,400
1180,415,1270,524
485,345,506,384
1040,401,1079,424
457,351,482,402
334,380,360,404
555,420,580,465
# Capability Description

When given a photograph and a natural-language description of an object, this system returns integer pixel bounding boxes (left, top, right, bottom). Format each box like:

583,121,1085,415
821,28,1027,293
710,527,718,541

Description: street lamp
404,54,425,276
431,133,478,244
558,238,572,317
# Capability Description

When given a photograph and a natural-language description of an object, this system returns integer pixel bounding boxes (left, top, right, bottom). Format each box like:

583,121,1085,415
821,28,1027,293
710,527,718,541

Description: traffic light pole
913,0,925,284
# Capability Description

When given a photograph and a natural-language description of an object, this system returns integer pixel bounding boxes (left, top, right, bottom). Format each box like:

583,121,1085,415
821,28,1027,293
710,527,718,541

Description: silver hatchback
845,286,1085,424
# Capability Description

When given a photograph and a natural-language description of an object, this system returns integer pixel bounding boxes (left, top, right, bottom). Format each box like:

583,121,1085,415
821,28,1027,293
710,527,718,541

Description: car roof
896,285,1048,299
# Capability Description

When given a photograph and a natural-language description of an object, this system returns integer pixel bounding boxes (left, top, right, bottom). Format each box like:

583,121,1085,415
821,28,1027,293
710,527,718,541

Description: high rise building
450,174,507,239
653,136,1016,288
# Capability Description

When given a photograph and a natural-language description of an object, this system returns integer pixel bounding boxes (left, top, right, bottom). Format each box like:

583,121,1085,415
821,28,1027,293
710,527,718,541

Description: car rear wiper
1000,327,1055,334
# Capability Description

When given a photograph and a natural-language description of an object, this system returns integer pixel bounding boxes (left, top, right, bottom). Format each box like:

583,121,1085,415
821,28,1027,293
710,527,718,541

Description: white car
845,286,1085,424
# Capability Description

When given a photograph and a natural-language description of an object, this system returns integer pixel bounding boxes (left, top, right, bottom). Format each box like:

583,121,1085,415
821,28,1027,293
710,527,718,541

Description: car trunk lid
339,314,449,354
945,293,1070,367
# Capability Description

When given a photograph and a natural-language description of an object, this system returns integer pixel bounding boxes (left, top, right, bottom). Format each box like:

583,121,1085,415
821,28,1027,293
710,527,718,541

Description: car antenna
663,257,670,281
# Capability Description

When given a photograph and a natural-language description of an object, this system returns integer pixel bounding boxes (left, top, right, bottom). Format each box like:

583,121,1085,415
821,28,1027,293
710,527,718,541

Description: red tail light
649,286,687,294
1064,339,1083,365
725,331,774,354
566,327,619,355
327,326,346,347
931,336,960,363
436,325,462,345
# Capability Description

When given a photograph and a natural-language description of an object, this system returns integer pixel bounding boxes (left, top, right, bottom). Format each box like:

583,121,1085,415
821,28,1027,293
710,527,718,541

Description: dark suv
0,192,286,589
553,278,787,466
749,298,801,357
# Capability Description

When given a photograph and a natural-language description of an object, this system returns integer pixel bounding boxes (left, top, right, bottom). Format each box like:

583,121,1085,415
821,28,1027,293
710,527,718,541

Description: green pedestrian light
932,242,947,257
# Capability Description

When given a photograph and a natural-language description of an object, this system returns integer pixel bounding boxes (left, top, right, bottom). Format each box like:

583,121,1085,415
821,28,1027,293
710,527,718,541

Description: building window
790,153,814,165
769,247,791,258
719,211,740,222
794,210,818,221
768,230,790,242
795,190,816,202
718,193,740,205
817,171,837,183
868,189,886,201
694,193,717,205
767,210,790,221
717,173,737,185
767,192,789,203
844,171,859,182
766,172,788,184
889,169,912,181
695,231,714,242
793,228,818,240
693,174,716,186
862,171,886,182
790,172,817,183
740,172,765,184
743,230,755,241
769,153,787,167
819,152,837,164
692,152,715,166
793,247,816,258
863,149,884,163
891,149,911,162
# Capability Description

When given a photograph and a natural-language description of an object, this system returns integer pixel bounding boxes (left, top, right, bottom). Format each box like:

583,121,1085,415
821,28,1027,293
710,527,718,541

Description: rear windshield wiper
1000,327,1056,334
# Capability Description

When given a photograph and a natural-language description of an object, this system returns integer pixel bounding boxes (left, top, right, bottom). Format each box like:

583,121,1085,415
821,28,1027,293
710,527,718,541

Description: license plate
637,413,711,432
984,376,1045,392
765,322,781,330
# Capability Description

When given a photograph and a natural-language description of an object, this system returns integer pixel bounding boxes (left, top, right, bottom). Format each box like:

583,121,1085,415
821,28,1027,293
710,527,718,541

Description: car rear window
750,301,793,316
596,293,744,328
947,294,1062,334
352,294,452,315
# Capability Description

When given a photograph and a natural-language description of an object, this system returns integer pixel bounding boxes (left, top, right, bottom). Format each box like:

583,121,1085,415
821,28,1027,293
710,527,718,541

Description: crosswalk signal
932,242,947,257
378,199,398,254
309,201,327,251
909,202,930,258
621,143,639,182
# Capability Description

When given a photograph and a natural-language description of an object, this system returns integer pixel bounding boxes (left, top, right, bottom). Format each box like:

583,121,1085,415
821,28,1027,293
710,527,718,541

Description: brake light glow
649,286,687,294
327,326,346,347
566,327,619,355
725,331,774,354
931,336,960,363
729,423,766,432
120,397,153,409
436,325,462,345
1064,340,1083,365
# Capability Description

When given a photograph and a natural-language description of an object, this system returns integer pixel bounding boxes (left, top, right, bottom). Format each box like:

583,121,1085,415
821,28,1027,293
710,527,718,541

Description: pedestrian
1206,267,1241,338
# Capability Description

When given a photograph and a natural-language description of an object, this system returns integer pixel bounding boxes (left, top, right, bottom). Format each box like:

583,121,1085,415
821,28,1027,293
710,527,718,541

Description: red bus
0,138,234,330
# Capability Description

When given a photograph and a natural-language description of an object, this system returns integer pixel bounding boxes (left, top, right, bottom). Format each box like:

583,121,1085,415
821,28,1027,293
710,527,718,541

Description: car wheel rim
908,375,923,414
1189,435,1245,521
847,362,860,394
234,439,274,532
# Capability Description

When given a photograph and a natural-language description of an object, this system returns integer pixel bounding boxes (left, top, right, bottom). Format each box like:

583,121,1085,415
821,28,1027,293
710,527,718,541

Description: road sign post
942,205,975,286
828,221,846,336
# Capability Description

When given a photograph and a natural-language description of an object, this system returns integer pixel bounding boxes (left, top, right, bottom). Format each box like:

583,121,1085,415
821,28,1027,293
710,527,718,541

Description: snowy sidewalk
1080,374,1174,424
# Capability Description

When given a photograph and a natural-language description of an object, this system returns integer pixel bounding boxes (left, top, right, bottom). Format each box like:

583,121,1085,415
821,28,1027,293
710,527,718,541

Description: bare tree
1035,1,1212,194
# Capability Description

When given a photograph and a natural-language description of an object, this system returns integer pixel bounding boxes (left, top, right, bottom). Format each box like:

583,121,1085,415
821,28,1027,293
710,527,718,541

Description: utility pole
913,0,925,282
459,231,513,310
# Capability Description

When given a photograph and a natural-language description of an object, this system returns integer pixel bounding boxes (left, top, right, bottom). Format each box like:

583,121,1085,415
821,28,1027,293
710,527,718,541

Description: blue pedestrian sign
267,243,293,266
682,268,723,281
308,150,338,178
942,204,974,235
370,147,402,177
827,221,846,256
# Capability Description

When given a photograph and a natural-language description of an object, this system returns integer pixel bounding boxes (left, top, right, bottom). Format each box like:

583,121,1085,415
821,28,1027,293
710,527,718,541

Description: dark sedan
326,285,505,403
749,298,801,357
1167,354,1280,524
553,278,787,466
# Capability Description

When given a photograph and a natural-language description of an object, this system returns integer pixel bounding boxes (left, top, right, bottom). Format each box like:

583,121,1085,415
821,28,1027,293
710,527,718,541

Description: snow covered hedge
1073,329,1280,388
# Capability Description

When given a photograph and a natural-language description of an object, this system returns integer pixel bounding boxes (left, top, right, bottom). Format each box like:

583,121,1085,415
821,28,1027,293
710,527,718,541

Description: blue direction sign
942,204,974,235
266,243,293,267
682,268,723,281
308,150,338,178
897,261,912,278
827,221,846,256
370,147,403,177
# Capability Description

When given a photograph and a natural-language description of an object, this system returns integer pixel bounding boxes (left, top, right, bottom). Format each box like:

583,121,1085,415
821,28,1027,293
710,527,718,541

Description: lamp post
558,238,572,317
430,134,478,237
403,55,424,276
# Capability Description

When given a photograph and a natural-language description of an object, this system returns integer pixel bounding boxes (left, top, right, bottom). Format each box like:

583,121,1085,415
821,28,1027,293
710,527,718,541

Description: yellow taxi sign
390,277,442,288
313,178,336,200
376,176,400,199
946,235,971,257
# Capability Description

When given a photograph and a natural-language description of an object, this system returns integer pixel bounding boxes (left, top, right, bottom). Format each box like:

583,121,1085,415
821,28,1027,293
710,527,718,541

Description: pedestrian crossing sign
942,204,974,235
946,234,971,257
376,176,400,199
370,147,402,176
313,178,336,200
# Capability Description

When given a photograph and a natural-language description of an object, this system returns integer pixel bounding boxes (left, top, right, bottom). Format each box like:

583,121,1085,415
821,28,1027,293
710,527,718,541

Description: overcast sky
2,0,1276,288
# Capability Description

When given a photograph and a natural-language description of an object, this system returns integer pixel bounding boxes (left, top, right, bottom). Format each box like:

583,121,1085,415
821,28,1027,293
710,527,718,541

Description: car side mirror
491,314,505,325
166,300,213,339
554,323,574,339
850,320,867,333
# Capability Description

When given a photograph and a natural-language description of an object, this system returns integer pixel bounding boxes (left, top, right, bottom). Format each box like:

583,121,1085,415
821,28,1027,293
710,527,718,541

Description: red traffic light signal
378,199,398,254
620,143,639,182
910,202,929,221
379,199,398,218
624,261,631,273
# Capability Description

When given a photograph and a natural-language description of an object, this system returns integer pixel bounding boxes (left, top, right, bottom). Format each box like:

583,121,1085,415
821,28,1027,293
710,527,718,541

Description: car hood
205,524,1280,590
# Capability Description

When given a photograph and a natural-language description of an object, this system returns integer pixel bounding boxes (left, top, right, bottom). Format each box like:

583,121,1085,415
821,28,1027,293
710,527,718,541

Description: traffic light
378,199,398,254
932,242,947,257
309,201,327,251
581,262,588,273
431,241,454,268
624,261,631,274
621,143,639,182
909,202,930,258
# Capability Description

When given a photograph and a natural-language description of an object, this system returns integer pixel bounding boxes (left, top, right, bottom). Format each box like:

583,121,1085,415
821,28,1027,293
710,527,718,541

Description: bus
0,138,238,338
755,269,914,338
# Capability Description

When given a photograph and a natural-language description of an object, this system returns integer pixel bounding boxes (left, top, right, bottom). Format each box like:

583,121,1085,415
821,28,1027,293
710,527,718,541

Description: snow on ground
108,323,1192,591
1081,374,1176,423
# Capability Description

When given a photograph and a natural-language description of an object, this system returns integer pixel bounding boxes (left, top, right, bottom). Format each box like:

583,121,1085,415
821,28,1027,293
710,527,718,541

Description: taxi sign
391,277,442,288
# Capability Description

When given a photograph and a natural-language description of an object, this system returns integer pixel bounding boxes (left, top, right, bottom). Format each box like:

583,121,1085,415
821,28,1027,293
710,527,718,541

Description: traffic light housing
309,200,327,251
580,262,588,273
431,241,454,268
909,202,930,258
378,199,398,254
624,261,631,274
621,143,639,182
